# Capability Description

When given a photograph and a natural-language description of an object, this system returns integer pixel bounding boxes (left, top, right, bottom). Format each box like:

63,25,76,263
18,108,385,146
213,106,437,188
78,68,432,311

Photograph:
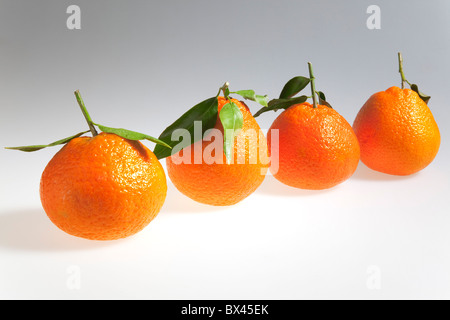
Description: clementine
40,132,167,240
353,86,440,175
353,53,440,176
7,90,168,240
268,102,360,190
166,96,269,206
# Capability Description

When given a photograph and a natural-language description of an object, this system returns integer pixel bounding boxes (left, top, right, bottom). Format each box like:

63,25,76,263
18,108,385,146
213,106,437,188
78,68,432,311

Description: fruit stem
308,62,318,108
74,90,98,137
398,52,410,89
219,82,230,100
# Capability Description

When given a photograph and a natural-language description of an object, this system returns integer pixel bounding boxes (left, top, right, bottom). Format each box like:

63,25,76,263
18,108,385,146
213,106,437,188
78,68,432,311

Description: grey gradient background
0,0,449,299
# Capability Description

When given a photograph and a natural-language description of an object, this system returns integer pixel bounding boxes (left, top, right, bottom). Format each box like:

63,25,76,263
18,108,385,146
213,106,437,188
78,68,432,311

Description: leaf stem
219,82,230,101
74,90,98,137
398,52,410,89
308,62,318,108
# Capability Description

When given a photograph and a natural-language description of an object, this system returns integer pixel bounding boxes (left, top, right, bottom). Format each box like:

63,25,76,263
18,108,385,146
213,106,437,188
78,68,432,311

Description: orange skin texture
40,132,167,240
166,97,269,206
267,102,360,190
353,86,440,175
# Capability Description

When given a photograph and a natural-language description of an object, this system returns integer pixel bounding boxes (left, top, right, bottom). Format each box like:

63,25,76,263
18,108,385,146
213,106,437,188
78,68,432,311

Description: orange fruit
166,97,269,206
40,132,167,240
353,86,440,175
267,102,360,190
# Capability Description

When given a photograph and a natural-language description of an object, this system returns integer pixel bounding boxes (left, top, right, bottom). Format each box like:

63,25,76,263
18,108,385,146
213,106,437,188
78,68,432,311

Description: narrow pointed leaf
317,91,326,102
95,124,171,149
224,87,230,98
317,91,333,109
219,102,244,164
231,90,269,107
255,94,269,107
279,76,311,99
410,84,431,104
231,90,257,101
253,95,308,117
5,130,90,152
153,97,219,160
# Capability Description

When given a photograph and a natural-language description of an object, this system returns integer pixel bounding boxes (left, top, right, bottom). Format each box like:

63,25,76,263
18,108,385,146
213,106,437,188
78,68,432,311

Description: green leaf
153,97,219,160
279,76,311,99
5,130,90,152
317,91,326,101
316,91,333,109
223,86,230,98
255,95,269,107
219,102,244,164
94,124,171,149
410,84,431,104
231,90,269,107
253,96,308,117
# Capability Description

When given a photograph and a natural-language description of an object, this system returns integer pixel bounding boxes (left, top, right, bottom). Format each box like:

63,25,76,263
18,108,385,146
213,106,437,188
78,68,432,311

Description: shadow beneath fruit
256,175,333,197
161,182,228,214
351,163,418,181
0,208,119,252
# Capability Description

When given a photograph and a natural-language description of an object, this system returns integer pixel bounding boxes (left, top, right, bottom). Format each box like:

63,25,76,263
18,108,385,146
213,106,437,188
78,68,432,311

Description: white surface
0,154,449,300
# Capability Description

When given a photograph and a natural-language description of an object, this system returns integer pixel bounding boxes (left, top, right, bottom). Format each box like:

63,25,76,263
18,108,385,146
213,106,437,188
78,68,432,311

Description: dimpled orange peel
6,90,169,240
353,53,440,175
154,83,269,206
255,62,360,190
